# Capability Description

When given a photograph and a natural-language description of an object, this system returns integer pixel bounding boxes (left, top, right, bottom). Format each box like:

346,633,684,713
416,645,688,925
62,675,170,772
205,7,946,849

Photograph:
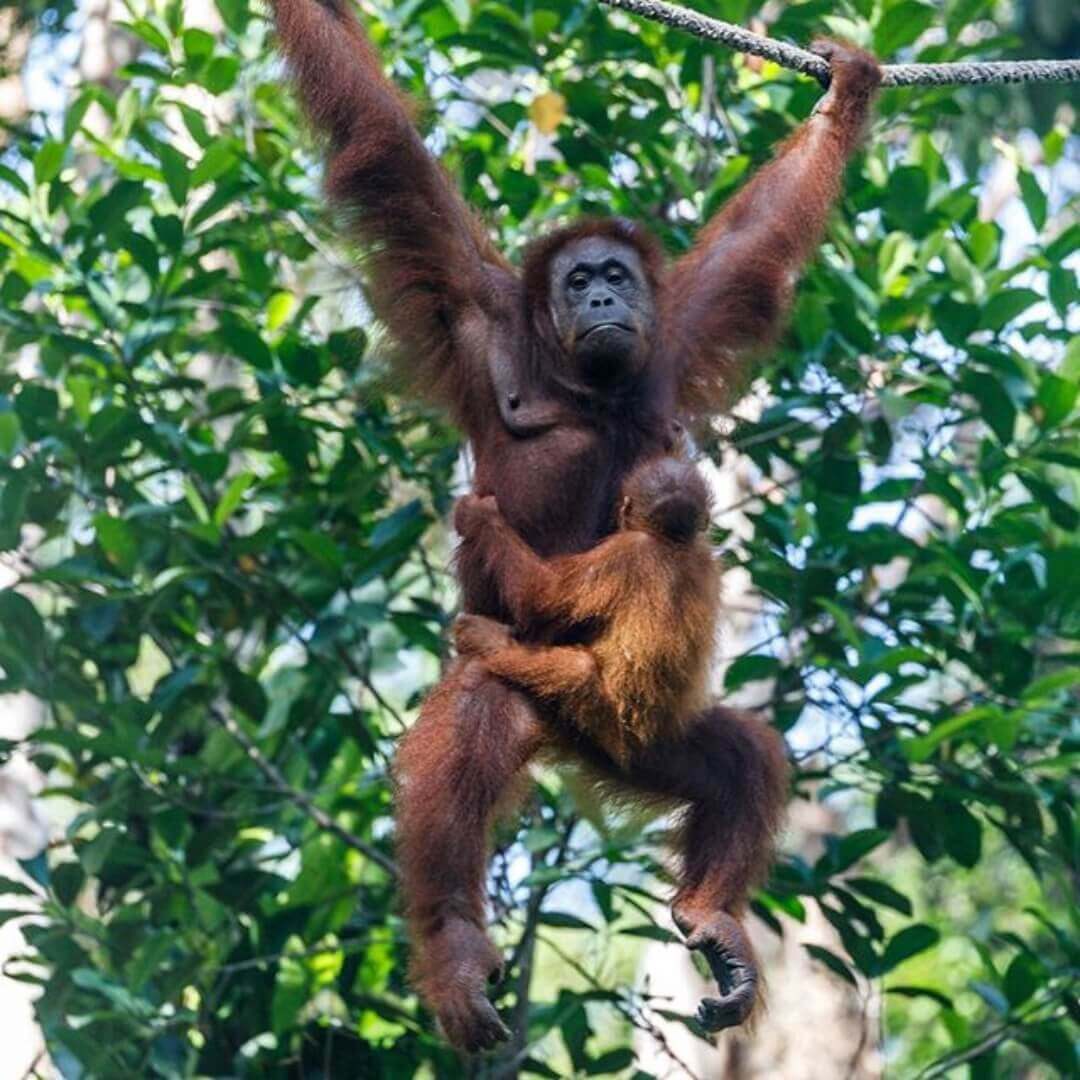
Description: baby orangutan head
619,456,711,543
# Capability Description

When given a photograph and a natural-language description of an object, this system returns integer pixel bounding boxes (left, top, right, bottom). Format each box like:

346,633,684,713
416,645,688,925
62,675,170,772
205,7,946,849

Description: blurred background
0,0,1076,1076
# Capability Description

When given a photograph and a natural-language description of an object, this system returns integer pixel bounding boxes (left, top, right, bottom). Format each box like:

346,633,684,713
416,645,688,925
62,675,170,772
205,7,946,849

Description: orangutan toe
437,990,511,1053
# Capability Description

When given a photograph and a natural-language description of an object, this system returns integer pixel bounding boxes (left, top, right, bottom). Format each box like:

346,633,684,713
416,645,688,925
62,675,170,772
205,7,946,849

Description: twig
208,704,398,877
19,1050,46,1080
916,984,1072,1078
599,0,1080,87
490,815,578,1079
217,933,374,974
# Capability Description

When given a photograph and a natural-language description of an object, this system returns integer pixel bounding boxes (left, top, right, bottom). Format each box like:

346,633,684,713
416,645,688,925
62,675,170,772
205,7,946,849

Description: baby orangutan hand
454,613,514,657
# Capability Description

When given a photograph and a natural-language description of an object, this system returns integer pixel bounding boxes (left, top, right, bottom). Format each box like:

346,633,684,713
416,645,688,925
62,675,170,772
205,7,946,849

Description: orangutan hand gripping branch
271,0,881,1052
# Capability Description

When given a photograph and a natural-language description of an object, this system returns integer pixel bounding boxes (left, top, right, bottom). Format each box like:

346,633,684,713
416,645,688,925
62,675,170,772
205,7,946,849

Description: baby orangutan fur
453,454,721,767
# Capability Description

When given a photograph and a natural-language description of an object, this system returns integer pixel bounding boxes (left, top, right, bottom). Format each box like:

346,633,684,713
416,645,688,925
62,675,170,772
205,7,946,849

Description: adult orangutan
270,0,881,1052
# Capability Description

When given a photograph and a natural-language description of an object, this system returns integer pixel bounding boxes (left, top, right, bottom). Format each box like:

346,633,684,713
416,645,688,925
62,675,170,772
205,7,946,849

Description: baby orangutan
453,453,720,770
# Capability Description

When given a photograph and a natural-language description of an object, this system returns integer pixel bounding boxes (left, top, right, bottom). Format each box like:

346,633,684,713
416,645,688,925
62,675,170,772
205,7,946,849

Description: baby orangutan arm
454,614,600,701
455,493,636,631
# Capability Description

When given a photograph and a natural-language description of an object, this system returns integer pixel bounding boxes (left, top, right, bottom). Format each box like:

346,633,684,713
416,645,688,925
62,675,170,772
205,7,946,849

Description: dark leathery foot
423,917,511,1052
673,907,758,1031
437,989,511,1053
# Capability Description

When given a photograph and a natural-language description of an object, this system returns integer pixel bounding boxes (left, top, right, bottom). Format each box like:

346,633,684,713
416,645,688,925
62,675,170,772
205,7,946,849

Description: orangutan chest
481,425,617,557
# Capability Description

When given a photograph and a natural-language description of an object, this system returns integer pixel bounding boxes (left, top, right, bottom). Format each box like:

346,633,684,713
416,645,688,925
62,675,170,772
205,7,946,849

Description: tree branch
208,704,399,878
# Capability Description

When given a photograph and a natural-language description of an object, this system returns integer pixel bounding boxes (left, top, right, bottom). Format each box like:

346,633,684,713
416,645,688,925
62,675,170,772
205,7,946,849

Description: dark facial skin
548,236,654,386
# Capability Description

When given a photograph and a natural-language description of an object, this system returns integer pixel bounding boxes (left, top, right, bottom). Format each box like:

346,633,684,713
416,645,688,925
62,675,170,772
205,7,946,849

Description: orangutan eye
568,271,589,291
607,267,625,285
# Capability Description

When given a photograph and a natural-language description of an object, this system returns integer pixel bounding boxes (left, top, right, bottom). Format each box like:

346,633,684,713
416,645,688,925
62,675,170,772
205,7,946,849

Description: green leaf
15,384,59,436
442,0,470,28
723,653,780,690
819,828,890,876
967,220,999,268
946,0,989,36
805,944,857,986
219,319,273,370
0,590,45,662
0,412,21,456
885,984,953,1008
1003,953,1039,1007
213,471,255,528
215,0,250,33
880,925,939,974
88,180,145,237
979,289,1041,333
93,514,139,574
34,140,66,185
1022,666,1080,702
586,1048,634,1074
1020,1022,1078,1075
1048,265,1079,319
538,911,594,930
157,143,190,205
940,802,982,868
266,291,296,332
903,705,1003,762
1018,471,1080,531
52,862,85,907
271,946,310,1035
1017,170,1047,232
0,874,35,897
619,924,678,942
200,56,240,94
182,28,215,64
191,140,237,186
960,370,1016,444
1033,372,1077,429
1042,126,1067,166
123,17,169,53
294,529,344,571
878,231,916,293
874,2,935,57
846,877,913,916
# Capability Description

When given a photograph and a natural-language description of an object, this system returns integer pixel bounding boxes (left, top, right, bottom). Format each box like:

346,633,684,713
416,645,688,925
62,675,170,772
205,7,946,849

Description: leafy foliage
0,0,1076,1076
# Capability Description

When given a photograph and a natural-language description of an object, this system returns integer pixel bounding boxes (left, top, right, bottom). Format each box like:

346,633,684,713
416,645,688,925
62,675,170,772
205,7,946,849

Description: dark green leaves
880,925,940,974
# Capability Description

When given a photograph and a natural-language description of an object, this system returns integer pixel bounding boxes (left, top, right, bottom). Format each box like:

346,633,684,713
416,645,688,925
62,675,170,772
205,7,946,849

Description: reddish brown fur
270,0,879,1052
453,456,721,765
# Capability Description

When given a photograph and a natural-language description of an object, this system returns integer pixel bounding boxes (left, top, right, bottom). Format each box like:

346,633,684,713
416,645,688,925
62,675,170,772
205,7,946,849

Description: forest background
0,0,1076,1076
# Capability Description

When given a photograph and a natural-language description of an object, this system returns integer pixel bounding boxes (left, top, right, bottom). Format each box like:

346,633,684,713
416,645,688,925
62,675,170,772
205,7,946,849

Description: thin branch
486,815,578,1079
208,704,399,877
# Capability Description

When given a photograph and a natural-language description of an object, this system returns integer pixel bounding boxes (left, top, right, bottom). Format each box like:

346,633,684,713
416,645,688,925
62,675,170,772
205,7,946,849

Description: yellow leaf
266,290,295,332
529,91,567,135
